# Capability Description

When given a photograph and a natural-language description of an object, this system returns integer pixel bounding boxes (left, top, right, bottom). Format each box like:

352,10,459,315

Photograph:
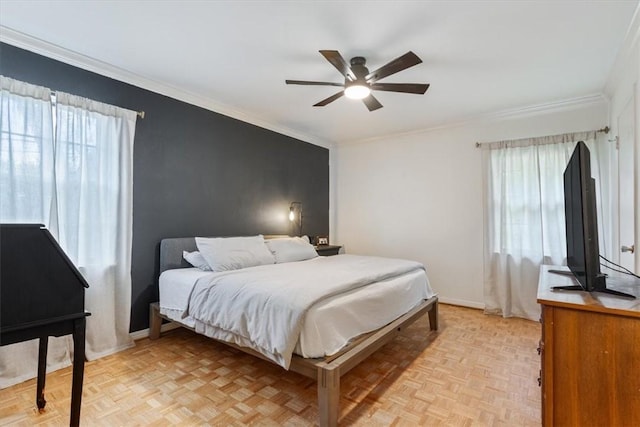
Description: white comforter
185,254,426,369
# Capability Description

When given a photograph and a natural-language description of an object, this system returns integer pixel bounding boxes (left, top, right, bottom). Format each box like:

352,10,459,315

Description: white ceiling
1,1,638,146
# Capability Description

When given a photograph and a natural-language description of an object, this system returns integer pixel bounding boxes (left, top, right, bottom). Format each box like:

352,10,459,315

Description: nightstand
314,245,342,256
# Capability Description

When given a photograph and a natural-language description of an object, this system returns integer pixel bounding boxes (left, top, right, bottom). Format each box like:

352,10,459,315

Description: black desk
1,224,90,426
1,313,89,425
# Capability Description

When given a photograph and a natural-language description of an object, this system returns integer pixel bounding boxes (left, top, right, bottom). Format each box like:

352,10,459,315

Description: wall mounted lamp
289,201,302,236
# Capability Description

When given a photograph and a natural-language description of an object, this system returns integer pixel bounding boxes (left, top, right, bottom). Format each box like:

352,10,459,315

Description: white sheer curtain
0,76,136,387
0,77,71,387
54,91,136,359
482,131,612,321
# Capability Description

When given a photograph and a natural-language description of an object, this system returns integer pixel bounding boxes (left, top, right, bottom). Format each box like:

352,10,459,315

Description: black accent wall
0,43,329,332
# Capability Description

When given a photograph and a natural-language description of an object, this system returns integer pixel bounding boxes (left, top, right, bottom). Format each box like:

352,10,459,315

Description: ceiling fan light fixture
286,50,428,110
344,84,370,100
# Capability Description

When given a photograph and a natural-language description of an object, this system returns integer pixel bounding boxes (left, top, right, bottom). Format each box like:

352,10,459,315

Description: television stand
550,270,636,299
548,269,574,276
551,284,636,299
552,285,583,291
593,287,636,299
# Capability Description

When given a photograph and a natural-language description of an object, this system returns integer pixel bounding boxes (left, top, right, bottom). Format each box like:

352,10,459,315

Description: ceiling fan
286,50,429,112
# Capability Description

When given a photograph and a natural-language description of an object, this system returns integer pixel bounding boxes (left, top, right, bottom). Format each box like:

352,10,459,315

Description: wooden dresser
537,265,640,426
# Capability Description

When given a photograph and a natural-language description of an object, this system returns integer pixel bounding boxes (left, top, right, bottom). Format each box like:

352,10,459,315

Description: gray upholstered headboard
159,237,197,274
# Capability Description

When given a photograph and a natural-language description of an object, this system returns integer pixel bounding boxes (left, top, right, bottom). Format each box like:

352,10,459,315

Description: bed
149,236,438,426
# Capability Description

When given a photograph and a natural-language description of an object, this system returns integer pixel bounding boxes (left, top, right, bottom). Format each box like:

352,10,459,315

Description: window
481,131,610,320
0,76,137,387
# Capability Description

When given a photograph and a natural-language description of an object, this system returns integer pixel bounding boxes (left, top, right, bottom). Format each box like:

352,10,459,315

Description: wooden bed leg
428,301,439,331
318,365,340,427
149,302,162,340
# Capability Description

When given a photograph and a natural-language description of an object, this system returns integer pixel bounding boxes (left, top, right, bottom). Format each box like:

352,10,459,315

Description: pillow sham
182,250,212,271
265,236,318,263
195,235,275,272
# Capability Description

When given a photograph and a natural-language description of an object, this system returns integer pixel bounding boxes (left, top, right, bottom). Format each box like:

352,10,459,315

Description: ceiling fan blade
313,91,345,107
362,94,383,111
365,51,422,83
285,80,344,87
370,83,430,94
319,50,356,81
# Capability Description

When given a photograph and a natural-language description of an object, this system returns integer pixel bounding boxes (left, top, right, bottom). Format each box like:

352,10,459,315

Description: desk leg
70,317,86,427
36,336,48,411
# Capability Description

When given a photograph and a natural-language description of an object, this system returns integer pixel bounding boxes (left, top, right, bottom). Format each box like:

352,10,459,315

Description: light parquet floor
0,304,541,426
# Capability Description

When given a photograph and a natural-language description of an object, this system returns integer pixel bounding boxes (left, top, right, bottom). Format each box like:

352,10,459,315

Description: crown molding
0,26,331,149
0,24,615,150
342,93,607,146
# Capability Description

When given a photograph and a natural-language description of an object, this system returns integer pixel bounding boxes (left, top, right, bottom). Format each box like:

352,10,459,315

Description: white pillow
265,236,318,263
195,235,275,272
182,250,212,271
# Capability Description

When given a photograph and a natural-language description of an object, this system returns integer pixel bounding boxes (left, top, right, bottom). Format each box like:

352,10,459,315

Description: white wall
332,101,607,308
605,7,640,273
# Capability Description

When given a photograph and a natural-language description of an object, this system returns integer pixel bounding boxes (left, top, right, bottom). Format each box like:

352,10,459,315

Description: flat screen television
553,141,635,299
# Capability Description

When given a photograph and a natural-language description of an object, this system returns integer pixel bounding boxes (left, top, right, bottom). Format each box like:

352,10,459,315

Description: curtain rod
475,126,610,148
50,91,145,119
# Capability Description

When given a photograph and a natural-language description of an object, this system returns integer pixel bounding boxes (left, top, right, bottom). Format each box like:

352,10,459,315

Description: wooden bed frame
149,237,439,427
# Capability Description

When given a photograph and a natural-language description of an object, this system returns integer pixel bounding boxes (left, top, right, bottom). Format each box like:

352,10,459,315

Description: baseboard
438,297,485,310
130,322,181,341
